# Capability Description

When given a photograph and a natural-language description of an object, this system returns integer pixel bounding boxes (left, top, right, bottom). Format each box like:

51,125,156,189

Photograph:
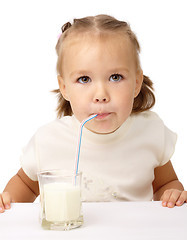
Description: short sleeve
160,125,177,166
20,134,38,181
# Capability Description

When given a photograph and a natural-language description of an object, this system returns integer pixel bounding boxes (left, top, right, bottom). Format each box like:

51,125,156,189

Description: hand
161,189,187,208
0,192,12,213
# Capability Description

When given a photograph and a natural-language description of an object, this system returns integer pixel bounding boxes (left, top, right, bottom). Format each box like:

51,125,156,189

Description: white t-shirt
20,111,177,202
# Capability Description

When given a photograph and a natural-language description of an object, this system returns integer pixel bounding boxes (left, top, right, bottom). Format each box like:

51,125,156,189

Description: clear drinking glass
37,170,83,230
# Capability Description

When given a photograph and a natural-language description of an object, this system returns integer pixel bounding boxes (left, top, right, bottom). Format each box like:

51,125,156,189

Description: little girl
0,14,186,212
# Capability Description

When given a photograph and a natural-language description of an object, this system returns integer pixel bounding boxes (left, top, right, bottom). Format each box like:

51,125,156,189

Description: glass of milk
37,170,83,230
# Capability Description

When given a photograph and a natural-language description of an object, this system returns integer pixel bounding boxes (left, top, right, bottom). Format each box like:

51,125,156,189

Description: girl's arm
0,168,39,213
153,160,187,207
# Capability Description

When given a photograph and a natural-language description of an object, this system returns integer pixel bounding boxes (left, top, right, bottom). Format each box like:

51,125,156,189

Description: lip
95,113,111,119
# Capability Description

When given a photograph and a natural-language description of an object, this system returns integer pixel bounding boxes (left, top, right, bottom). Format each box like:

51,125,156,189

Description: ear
134,70,143,98
57,75,69,101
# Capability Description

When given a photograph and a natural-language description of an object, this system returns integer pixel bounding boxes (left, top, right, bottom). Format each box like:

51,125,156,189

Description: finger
161,190,172,207
176,191,187,206
167,190,181,208
2,192,11,209
0,195,5,213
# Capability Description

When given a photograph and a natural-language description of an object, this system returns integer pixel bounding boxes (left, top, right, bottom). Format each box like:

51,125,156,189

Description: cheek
115,88,135,110
68,87,91,107
68,96,89,120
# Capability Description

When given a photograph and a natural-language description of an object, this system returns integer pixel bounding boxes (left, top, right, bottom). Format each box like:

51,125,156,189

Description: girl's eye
77,76,91,84
109,74,123,82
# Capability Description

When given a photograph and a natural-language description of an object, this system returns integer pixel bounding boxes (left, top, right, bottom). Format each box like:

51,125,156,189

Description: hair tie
61,22,72,33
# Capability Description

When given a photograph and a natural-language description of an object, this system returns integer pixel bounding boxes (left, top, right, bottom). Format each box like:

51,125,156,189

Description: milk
43,183,81,222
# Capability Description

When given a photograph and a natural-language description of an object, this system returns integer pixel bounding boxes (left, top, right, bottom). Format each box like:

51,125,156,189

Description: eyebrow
70,70,91,78
108,67,130,73
70,68,129,77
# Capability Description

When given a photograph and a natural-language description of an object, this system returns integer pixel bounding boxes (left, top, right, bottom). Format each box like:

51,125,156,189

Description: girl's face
58,33,143,134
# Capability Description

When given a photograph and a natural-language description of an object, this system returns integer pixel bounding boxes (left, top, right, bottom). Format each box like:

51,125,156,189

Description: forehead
63,31,133,53
61,32,136,73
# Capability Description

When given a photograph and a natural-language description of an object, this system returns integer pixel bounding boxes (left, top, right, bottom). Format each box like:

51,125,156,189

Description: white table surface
0,201,186,240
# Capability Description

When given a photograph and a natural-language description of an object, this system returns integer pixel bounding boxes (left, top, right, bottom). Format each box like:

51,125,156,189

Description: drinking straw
74,114,98,175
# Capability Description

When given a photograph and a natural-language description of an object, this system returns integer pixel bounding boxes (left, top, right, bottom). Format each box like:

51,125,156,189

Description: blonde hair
53,14,155,118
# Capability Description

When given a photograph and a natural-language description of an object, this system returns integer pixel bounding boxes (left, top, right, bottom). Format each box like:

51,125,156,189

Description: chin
86,119,121,134
89,126,119,134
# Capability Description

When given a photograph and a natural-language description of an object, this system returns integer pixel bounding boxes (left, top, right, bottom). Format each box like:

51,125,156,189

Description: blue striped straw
75,114,98,175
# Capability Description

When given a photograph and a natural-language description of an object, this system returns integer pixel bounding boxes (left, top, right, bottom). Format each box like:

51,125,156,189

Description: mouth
95,113,111,119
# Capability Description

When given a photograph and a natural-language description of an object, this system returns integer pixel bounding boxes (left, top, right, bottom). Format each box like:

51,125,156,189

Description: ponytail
132,75,155,113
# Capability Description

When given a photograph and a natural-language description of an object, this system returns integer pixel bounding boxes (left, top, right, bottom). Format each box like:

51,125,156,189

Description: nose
94,97,108,103
93,83,110,103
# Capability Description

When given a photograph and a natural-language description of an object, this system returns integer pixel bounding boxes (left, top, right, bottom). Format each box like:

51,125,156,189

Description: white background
0,0,186,193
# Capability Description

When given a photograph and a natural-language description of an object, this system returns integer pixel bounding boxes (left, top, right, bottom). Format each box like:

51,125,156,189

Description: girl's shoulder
134,110,160,119
131,110,177,146
132,110,163,125
34,115,76,139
